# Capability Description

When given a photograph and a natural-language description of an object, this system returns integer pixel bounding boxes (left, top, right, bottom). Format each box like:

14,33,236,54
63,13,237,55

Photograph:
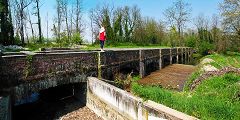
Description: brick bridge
0,48,192,104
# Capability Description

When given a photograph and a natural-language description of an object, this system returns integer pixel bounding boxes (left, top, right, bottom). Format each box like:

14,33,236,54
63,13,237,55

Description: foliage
197,41,214,55
26,42,61,51
72,32,83,45
24,55,34,78
220,0,240,36
185,35,197,48
132,73,240,120
14,34,22,45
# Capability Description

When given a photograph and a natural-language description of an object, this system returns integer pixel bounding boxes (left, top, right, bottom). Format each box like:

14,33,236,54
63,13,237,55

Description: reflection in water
15,93,39,106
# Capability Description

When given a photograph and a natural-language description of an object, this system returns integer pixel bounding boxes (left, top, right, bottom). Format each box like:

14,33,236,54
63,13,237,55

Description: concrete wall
0,96,11,120
87,77,198,120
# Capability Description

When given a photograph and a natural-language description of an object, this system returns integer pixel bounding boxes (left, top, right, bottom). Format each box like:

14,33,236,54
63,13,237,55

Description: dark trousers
100,40,105,49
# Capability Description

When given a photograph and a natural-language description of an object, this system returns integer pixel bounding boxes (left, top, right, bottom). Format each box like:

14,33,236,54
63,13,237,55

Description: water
15,93,39,106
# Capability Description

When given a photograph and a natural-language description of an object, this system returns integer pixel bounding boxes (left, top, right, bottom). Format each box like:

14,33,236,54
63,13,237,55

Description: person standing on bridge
99,25,106,52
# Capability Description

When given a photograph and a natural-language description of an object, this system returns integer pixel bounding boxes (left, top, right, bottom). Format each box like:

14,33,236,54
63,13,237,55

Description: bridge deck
138,64,195,91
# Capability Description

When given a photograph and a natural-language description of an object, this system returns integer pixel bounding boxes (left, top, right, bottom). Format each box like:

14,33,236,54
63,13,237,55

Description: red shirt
99,27,106,41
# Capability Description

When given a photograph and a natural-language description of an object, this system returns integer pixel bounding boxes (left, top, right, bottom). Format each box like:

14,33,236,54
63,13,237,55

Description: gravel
60,106,103,120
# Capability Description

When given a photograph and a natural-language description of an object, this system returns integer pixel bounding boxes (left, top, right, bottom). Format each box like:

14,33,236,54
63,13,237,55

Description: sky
38,0,224,42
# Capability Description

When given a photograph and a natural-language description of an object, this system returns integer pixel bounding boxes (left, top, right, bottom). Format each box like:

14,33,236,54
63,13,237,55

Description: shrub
72,33,83,45
198,41,214,55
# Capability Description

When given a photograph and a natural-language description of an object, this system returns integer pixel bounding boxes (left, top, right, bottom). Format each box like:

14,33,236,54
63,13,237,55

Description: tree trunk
36,0,42,43
0,0,14,45
20,0,25,45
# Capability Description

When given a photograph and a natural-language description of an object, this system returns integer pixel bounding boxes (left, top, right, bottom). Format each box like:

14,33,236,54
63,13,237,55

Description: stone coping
1,47,192,57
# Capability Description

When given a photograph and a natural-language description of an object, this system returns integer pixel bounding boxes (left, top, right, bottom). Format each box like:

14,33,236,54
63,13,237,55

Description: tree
220,0,240,36
27,7,35,41
55,0,63,43
194,13,212,43
14,0,32,45
164,0,191,46
35,0,42,43
122,5,141,42
220,0,240,52
210,14,224,52
74,0,83,33
62,0,69,43
0,0,14,45
71,0,84,45
89,5,114,44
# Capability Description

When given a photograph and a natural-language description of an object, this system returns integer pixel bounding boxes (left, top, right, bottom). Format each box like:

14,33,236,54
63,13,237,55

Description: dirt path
138,64,196,91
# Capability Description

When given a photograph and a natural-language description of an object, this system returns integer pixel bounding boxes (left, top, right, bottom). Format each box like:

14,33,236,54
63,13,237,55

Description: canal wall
87,77,198,120
0,96,11,120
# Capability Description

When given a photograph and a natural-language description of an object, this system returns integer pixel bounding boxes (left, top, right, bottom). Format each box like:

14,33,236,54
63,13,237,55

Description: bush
185,36,197,48
72,33,83,45
198,41,214,55
14,34,22,45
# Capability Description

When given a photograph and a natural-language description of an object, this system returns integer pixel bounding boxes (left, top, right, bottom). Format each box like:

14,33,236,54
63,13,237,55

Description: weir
0,47,193,120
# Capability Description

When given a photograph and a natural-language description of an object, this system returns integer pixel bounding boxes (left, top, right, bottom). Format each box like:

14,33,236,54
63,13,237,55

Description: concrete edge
88,77,143,102
144,100,199,120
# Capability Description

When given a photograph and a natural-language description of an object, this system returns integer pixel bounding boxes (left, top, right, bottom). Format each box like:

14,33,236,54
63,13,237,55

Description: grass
3,42,169,52
202,53,240,68
184,52,240,91
131,53,240,120
132,73,240,120
84,43,169,50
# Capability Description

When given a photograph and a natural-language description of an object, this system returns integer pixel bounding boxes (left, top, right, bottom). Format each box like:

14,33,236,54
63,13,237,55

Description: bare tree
89,9,94,44
74,0,83,33
89,5,107,43
55,0,63,42
220,0,240,36
46,12,49,40
34,0,42,43
164,0,191,46
220,0,240,51
14,0,32,45
62,0,69,43
27,7,35,40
